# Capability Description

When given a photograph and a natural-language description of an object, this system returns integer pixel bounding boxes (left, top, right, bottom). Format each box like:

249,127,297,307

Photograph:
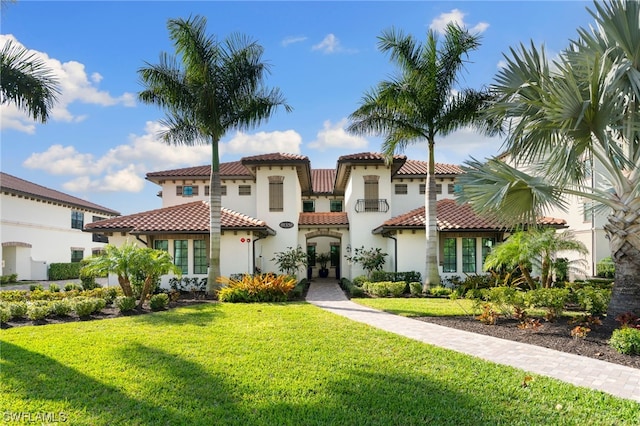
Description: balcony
355,199,389,213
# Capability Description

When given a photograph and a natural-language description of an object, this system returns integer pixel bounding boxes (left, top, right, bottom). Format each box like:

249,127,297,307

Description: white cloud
0,34,136,132
22,121,303,193
308,118,369,151
62,165,146,193
429,9,489,35
282,36,307,47
221,130,302,154
312,34,340,54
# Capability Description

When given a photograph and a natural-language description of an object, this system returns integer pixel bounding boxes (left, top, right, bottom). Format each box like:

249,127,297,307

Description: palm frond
456,158,567,227
0,39,60,122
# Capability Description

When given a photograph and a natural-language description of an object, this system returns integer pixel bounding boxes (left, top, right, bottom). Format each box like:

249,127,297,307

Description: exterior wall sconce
346,244,351,254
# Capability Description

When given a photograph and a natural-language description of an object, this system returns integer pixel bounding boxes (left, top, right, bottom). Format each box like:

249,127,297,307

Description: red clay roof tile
397,160,464,176
298,212,349,226
376,199,566,231
311,169,336,194
85,201,273,234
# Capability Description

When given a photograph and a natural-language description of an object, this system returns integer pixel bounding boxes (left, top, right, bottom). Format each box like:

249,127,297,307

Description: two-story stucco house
1,172,120,280
85,152,566,285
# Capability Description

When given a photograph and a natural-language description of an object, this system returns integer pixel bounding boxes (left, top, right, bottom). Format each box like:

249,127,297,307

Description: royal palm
138,16,290,293
348,23,490,289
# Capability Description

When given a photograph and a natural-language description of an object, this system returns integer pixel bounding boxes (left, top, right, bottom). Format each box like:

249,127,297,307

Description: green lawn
2,302,639,425
354,297,477,317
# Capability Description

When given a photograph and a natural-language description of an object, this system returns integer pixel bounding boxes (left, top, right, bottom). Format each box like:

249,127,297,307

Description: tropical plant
138,15,290,294
484,228,588,289
348,23,491,289
456,0,639,321
271,246,308,276
81,242,181,309
0,38,60,122
346,246,387,278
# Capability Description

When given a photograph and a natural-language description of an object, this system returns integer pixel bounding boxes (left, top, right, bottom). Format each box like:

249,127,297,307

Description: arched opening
305,230,342,279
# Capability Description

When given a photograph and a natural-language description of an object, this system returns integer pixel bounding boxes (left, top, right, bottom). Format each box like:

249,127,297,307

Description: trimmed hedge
369,271,421,284
49,263,82,280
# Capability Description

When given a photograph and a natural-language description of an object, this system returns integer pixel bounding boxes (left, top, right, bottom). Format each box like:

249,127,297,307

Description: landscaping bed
0,298,211,329
417,315,640,369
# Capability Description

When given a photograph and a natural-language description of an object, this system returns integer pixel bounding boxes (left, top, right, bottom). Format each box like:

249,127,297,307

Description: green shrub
218,288,251,303
150,293,169,311
409,282,423,296
26,301,51,321
610,327,640,355
369,271,421,283
523,288,570,321
29,284,44,292
0,305,10,323
64,283,82,292
49,300,73,316
48,283,61,292
80,275,101,290
49,263,82,280
73,297,97,317
115,296,137,313
595,257,615,279
289,279,309,300
9,301,28,319
352,275,369,287
574,287,611,316
0,290,28,302
429,286,452,297
0,273,18,284
362,281,405,297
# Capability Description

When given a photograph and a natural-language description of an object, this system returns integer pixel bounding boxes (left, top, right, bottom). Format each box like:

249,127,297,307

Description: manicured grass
354,297,478,317
2,302,639,425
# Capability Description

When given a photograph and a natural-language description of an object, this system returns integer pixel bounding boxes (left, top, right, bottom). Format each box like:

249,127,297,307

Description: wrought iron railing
355,199,389,213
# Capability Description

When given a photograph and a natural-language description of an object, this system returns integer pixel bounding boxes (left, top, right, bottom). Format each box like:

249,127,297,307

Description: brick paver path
306,279,640,403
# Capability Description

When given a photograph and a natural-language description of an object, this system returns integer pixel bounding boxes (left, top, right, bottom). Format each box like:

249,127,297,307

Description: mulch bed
416,315,640,369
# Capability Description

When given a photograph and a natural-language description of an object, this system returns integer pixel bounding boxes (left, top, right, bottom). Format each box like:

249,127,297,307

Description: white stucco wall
1,194,114,280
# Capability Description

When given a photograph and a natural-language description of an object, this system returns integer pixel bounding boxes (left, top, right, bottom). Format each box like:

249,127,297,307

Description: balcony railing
355,199,389,213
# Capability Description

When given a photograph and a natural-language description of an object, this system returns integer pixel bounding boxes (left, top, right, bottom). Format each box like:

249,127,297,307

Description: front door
330,245,340,279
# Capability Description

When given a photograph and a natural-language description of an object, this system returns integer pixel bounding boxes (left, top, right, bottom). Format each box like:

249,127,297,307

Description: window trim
71,211,84,230
193,239,207,274
394,184,408,195
238,185,251,196
174,240,188,274
462,238,476,273
302,200,315,213
442,238,457,273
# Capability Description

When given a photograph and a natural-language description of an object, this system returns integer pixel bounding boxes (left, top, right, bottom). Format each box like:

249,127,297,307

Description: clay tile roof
85,201,274,234
0,172,119,215
298,212,349,227
374,199,566,232
337,152,406,162
241,152,308,162
146,161,251,180
397,160,464,176
311,169,336,193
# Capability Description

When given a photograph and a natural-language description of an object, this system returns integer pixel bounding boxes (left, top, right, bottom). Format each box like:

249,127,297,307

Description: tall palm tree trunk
208,141,222,295
605,195,640,320
425,137,440,290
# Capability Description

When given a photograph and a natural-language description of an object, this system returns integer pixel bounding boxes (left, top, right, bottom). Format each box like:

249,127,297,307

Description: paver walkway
305,279,640,403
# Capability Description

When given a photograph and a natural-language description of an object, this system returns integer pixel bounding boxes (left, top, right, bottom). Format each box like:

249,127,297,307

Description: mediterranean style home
85,152,574,285
0,172,120,280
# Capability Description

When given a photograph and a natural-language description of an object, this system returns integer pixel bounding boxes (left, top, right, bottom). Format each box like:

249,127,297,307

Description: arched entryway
305,230,343,279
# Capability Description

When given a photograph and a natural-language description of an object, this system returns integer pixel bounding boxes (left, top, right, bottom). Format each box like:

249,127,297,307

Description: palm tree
484,228,588,289
0,38,60,122
138,15,290,294
457,0,639,320
81,242,139,298
348,23,490,289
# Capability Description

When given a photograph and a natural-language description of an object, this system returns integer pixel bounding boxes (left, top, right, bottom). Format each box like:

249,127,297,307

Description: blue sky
1,1,595,215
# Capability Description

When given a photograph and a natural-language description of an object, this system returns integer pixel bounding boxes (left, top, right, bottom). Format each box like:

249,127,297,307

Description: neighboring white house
85,152,568,285
1,172,120,280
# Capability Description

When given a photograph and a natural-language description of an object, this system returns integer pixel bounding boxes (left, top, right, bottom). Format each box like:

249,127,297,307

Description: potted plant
317,253,331,278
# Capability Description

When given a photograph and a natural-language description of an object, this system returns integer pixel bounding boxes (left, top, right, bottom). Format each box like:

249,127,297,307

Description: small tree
82,242,181,309
346,247,387,279
272,247,308,276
